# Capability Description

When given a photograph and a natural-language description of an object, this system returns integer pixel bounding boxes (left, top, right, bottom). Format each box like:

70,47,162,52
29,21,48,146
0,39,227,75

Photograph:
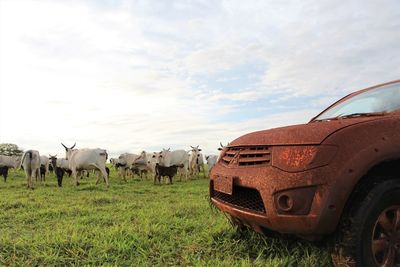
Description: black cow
40,165,46,181
154,163,182,184
55,167,108,187
0,166,9,182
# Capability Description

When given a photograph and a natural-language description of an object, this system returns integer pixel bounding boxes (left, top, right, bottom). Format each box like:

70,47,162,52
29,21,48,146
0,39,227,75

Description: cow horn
190,146,194,149
70,143,76,149
61,143,67,150
220,142,223,148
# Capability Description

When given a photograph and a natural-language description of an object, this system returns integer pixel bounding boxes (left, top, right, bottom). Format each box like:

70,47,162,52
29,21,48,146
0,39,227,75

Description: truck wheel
332,179,400,267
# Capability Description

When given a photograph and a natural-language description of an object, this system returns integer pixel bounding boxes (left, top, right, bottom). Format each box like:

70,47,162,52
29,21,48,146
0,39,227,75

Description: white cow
20,150,41,188
189,145,204,178
135,151,157,175
62,143,109,187
158,148,189,180
0,155,21,169
116,153,140,181
205,154,218,176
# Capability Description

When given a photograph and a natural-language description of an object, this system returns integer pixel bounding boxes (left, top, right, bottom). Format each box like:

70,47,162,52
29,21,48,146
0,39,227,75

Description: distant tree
0,143,23,156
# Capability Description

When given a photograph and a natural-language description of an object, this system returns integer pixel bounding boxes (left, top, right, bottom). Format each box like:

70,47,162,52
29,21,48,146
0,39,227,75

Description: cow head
117,154,128,166
158,149,171,167
134,151,147,162
218,142,230,151
49,154,57,169
190,145,201,152
149,152,159,165
61,143,76,159
190,145,202,161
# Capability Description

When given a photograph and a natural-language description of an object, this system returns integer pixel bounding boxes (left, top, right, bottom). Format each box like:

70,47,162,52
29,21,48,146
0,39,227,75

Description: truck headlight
272,145,337,172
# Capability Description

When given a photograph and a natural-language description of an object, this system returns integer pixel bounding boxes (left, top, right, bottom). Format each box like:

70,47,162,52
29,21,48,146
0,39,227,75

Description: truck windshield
313,83,400,121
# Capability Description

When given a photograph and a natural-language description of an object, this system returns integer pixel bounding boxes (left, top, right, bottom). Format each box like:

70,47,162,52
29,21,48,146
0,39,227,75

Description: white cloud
0,0,399,157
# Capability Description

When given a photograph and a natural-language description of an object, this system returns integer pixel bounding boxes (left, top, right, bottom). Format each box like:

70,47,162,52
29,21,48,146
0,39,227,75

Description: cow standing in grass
62,143,109,187
189,146,205,178
157,149,189,181
21,150,41,189
134,151,157,179
115,153,140,181
0,155,21,170
154,163,181,184
0,155,20,182
39,155,50,182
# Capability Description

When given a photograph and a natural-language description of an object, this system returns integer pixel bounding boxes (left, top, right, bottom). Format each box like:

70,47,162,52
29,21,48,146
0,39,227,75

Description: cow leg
72,169,80,186
119,167,127,182
3,167,8,182
201,165,206,178
79,170,86,180
41,169,45,182
26,169,31,188
79,171,83,180
26,171,30,188
95,166,109,187
95,170,102,185
35,168,40,184
56,167,64,187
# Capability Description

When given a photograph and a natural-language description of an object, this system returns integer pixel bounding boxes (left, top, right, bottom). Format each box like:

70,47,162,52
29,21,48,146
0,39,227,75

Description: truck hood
230,117,382,146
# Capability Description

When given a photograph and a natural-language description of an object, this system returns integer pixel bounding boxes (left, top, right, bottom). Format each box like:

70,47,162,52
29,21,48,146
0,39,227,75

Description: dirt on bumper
210,163,337,239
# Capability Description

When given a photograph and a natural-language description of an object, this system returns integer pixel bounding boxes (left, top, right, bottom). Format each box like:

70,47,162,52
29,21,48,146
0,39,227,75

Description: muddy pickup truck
210,80,400,266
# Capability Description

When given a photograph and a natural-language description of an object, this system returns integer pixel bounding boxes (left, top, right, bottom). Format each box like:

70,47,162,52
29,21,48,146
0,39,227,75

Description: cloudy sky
1,0,399,157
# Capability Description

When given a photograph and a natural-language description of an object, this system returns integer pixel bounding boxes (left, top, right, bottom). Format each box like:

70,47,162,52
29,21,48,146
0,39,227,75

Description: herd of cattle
0,143,221,189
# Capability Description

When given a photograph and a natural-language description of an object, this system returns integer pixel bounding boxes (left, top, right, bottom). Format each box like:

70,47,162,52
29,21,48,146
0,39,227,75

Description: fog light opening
278,194,293,211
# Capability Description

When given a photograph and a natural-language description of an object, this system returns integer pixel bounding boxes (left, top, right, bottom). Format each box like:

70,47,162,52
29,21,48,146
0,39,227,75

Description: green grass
0,167,333,266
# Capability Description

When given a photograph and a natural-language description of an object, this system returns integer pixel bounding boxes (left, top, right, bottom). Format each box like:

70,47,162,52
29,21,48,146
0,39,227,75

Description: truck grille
213,185,266,214
220,146,271,167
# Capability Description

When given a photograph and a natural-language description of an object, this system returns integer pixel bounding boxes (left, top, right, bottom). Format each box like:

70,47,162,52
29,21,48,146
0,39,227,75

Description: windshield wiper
312,112,386,122
338,112,386,119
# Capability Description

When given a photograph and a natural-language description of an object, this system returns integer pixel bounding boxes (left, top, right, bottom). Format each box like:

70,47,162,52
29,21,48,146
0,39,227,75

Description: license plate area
214,176,233,195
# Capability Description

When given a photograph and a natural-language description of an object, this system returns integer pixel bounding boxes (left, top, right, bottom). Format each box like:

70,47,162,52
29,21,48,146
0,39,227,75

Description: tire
332,179,400,267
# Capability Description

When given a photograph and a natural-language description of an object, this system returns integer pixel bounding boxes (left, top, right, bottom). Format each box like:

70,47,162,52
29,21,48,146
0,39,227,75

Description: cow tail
20,151,32,168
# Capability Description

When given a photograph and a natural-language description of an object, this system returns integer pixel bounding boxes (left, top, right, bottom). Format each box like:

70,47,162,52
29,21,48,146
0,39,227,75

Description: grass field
0,167,333,266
